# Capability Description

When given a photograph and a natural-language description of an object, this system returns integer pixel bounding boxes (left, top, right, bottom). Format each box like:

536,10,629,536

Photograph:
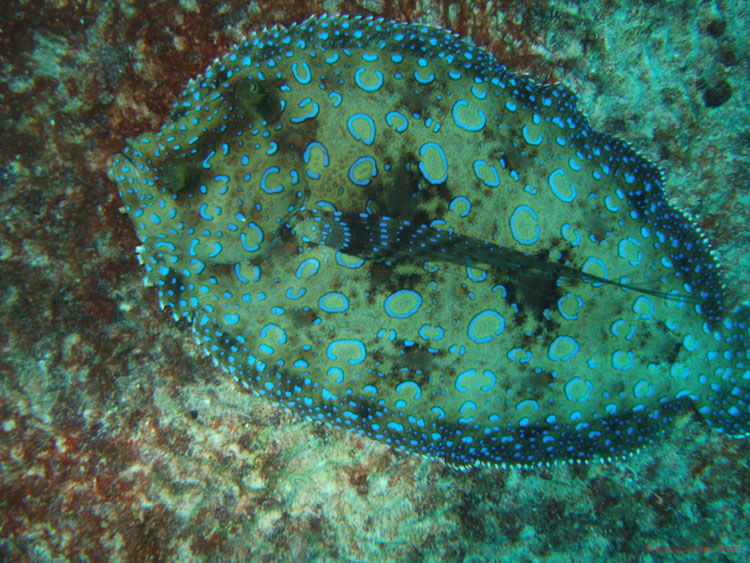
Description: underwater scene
1,0,749,561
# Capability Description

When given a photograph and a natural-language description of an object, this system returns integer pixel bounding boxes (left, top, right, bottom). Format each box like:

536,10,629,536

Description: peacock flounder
107,14,750,467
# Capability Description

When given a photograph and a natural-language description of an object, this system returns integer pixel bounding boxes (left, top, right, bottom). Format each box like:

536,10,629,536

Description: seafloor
1,0,748,561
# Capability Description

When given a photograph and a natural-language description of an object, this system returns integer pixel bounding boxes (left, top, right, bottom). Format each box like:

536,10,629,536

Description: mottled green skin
108,15,750,467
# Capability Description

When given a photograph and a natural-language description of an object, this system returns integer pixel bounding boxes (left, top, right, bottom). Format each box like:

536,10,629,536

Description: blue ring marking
348,156,378,186
522,125,543,145
633,296,655,320
325,52,339,64
610,320,626,338
291,61,311,84
362,52,379,62
583,257,609,284
240,223,264,252
329,92,342,107
480,370,497,391
318,292,350,313
564,377,593,402
363,384,377,394
633,380,653,399
604,195,620,212
303,141,329,165
613,350,635,371
466,266,487,282
207,242,222,258
190,259,205,274
347,113,376,145
327,367,344,384
336,251,365,269
467,310,505,343
568,156,582,171
683,333,700,352
391,53,403,63
198,204,213,220
414,67,435,84
384,289,423,319
459,401,476,416
431,406,445,419
303,142,329,180
449,196,471,217
617,236,641,263
548,336,580,362
455,369,476,392
234,264,250,284
285,287,306,300
295,258,320,279
154,239,175,253
354,67,384,92
516,399,539,412
418,142,448,184
557,293,583,320
561,223,582,246
260,166,283,194
418,324,445,340
455,370,495,392
472,160,500,187
326,339,367,365
548,168,576,202
470,85,487,100
452,99,486,131
260,323,287,344
224,313,240,325
395,381,422,400
385,111,408,132
510,205,540,245
290,98,320,123
505,100,517,112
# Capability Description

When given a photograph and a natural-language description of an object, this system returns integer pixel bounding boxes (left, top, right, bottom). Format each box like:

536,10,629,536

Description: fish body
108,14,750,467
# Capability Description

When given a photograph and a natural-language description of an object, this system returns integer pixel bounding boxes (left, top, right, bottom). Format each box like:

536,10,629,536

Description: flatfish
107,14,750,467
